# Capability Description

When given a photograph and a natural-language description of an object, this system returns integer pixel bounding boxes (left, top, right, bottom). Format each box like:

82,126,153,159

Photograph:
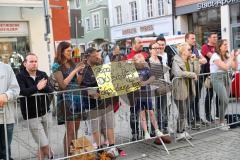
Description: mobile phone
234,49,239,56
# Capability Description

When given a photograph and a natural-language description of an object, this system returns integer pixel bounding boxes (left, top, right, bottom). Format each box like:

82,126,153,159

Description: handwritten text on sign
92,61,141,99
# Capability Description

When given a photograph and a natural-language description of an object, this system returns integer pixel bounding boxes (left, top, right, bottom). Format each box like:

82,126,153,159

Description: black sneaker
190,122,201,130
150,132,156,137
131,134,139,141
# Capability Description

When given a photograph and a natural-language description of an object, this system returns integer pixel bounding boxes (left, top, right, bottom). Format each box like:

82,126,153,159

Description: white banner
0,22,29,37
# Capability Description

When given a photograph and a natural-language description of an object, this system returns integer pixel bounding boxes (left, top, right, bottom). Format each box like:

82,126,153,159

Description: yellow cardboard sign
92,61,141,99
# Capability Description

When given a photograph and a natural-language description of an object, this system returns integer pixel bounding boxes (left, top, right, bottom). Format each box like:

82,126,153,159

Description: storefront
175,0,240,48
0,1,55,74
187,7,221,44
0,22,30,73
230,3,240,49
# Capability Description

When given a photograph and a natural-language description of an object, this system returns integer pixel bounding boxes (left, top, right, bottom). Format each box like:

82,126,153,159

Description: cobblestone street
120,128,240,160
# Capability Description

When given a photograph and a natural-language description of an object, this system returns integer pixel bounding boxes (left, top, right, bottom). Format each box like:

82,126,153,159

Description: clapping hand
37,78,47,90
231,49,239,58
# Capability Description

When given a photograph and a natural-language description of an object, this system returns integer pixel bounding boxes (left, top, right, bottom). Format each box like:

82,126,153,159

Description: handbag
204,76,212,89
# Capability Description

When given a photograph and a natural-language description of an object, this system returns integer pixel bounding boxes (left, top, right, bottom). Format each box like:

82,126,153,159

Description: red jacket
126,49,149,60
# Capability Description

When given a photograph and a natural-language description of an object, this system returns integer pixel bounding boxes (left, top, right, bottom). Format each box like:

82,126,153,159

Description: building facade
0,0,57,74
70,0,110,50
108,0,174,44
175,0,240,49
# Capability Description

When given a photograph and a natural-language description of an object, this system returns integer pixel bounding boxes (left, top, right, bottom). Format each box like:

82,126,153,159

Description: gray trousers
211,73,230,122
174,99,190,133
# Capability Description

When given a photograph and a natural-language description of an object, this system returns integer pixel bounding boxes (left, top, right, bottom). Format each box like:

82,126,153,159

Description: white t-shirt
210,53,228,73
158,52,168,66
30,76,36,80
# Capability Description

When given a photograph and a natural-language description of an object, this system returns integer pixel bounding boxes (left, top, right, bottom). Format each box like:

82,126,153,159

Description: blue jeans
0,123,14,160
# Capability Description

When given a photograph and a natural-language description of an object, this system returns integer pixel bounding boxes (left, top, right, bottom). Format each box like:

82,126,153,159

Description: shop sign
122,28,137,35
122,25,154,36
0,22,28,36
197,0,240,10
140,25,154,32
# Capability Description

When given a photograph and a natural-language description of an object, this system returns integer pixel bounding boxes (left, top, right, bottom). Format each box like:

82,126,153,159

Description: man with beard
127,37,148,60
185,32,207,128
127,37,148,141
80,47,119,158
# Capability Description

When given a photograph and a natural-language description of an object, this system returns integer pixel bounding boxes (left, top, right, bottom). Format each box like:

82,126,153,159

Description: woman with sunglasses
171,43,200,140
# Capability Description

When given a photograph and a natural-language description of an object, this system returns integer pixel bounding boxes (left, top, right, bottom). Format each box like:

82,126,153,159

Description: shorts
135,98,153,112
28,113,52,147
90,110,114,133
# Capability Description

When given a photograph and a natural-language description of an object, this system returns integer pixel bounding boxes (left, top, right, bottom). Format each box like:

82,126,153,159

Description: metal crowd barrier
1,71,240,159
170,71,240,143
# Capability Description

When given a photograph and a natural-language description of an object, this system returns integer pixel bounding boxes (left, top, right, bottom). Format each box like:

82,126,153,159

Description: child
133,54,163,139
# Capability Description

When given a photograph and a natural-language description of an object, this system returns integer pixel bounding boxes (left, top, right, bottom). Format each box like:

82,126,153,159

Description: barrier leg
158,136,170,155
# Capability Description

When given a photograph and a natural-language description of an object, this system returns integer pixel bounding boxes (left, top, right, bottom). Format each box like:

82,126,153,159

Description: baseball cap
84,47,101,56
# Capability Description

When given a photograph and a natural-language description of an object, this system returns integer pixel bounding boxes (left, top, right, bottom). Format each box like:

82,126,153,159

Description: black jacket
16,68,53,120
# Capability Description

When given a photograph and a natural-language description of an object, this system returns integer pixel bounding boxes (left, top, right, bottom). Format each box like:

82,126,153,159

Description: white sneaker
107,147,119,157
176,132,192,140
144,132,151,139
215,117,220,120
155,129,163,137
219,123,230,131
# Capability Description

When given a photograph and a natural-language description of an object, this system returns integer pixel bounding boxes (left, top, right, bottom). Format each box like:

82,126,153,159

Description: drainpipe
171,0,175,35
43,0,52,73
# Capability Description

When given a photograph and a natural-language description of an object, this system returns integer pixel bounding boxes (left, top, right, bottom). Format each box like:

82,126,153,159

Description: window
86,0,93,5
75,0,80,8
115,6,122,24
92,12,100,29
158,0,164,16
230,3,240,24
104,18,109,26
130,1,138,21
85,18,90,31
146,0,153,18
